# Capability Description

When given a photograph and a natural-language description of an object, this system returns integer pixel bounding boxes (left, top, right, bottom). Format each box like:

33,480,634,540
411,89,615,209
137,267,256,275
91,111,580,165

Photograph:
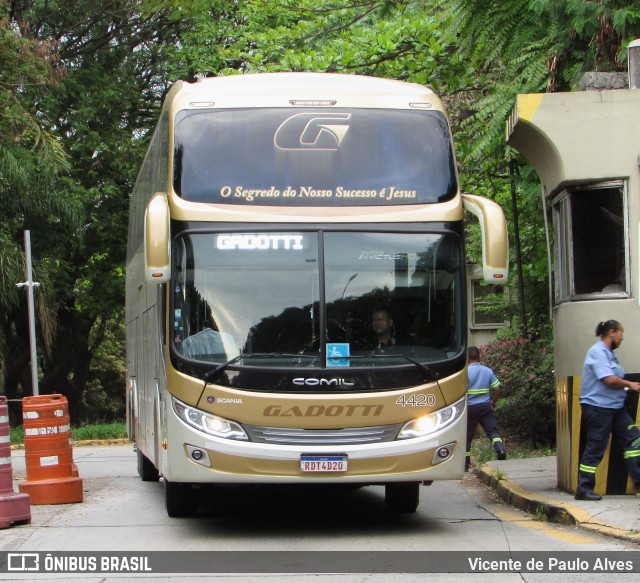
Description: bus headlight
397,397,466,440
172,397,249,440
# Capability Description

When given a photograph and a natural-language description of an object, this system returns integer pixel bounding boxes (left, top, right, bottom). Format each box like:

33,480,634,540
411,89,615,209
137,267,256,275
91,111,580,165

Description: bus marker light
289,100,337,107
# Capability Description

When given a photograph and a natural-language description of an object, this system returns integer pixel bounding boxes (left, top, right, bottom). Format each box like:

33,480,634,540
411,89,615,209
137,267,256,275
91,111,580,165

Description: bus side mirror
144,192,171,283
462,193,509,284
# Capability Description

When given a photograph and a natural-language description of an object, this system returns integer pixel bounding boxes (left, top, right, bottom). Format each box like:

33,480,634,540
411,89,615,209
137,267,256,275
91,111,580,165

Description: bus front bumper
163,409,467,484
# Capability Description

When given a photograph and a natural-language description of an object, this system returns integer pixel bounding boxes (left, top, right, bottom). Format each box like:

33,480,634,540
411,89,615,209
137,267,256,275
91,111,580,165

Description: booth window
552,182,627,303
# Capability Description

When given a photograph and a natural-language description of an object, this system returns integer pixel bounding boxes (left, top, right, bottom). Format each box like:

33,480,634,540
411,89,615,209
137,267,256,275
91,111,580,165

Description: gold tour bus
125,72,508,517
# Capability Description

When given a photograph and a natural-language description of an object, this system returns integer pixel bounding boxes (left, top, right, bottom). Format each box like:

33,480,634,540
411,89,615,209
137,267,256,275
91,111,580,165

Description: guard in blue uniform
465,345,506,471
576,320,640,501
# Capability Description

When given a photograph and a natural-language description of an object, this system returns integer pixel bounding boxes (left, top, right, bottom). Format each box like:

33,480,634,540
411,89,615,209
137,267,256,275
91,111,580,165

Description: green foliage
213,0,467,92
70,422,128,442
480,334,556,447
81,314,126,422
0,2,76,389
532,504,551,521
0,1,195,419
474,283,519,324
439,0,640,159
0,229,24,313
10,422,127,444
442,2,640,342
471,435,555,464
9,425,24,445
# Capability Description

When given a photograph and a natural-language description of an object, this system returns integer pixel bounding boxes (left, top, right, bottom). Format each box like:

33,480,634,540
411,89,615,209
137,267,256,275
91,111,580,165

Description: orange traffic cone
0,396,31,528
18,394,83,504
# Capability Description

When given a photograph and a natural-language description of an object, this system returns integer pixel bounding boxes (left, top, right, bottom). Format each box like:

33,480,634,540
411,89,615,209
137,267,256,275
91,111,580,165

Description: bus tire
137,447,160,482
384,482,420,513
164,480,200,517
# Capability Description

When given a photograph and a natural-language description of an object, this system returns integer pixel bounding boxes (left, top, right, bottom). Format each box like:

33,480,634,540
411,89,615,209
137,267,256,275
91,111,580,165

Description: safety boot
493,440,506,461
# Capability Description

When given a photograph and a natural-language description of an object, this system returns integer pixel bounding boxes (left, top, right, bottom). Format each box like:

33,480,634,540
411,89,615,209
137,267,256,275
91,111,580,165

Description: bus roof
165,72,445,113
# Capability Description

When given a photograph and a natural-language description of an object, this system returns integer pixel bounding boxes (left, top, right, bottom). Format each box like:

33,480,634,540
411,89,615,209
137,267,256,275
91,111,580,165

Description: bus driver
371,308,396,350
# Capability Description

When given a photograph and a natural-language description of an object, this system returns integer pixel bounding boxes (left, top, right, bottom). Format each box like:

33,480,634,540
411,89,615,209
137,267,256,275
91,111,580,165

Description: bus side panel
139,284,162,469
125,319,137,441
128,276,161,472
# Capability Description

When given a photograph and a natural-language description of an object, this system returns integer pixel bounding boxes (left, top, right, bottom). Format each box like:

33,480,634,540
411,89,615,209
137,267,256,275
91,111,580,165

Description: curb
72,438,131,447
474,464,640,546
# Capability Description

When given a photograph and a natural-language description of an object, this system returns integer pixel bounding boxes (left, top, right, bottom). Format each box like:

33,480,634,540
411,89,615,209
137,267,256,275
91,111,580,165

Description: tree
437,0,640,339
437,0,640,159
221,0,468,92
1,1,173,417
1,0,252,419
0,0,76,396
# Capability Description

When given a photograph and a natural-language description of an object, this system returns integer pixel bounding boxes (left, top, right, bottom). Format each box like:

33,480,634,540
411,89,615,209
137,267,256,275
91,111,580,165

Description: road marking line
494,507,597,544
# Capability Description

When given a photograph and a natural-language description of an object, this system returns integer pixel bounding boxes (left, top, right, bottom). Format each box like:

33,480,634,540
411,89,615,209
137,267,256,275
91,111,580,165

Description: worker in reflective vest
576,320,640,501
465,345,506,471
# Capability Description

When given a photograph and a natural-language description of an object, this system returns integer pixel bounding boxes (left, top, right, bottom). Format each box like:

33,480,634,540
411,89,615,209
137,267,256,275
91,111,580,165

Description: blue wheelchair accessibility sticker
326,343,350,367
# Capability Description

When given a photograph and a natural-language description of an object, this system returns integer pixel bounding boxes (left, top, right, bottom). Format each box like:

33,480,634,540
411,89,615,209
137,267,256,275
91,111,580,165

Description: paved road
0,444,638,582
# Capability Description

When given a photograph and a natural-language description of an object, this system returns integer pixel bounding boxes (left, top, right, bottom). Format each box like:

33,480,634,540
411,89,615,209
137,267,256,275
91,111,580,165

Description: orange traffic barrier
0,396,31,528
18,394,83,504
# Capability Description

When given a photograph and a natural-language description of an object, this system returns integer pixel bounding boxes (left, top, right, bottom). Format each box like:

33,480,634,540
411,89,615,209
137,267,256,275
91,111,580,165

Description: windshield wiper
203,355,246,384
203,353,318,386
397,355,440,382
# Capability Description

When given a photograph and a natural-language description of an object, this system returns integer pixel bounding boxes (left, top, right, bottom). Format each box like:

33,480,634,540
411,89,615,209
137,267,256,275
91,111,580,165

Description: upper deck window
173,108,457,206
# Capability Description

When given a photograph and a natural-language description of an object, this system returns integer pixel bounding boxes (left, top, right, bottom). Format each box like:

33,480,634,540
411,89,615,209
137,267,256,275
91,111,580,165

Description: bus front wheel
384,482,420,513
164,480,200,517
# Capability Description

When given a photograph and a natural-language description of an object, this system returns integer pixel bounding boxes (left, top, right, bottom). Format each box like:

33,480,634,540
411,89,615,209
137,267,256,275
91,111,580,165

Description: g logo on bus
274,113,351,151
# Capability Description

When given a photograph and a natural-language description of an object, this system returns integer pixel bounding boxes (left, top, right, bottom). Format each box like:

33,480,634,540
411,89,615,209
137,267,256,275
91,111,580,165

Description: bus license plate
300,455,347,473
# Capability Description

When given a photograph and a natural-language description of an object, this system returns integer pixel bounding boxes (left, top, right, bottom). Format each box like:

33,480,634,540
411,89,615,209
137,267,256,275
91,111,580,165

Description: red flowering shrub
478,336,555,446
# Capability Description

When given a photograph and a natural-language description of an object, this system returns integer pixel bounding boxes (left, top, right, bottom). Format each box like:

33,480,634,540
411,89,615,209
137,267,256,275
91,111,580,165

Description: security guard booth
506,82,640,495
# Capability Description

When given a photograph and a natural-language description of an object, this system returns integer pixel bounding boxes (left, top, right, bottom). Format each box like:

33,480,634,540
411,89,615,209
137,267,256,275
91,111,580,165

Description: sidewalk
473,456,640,545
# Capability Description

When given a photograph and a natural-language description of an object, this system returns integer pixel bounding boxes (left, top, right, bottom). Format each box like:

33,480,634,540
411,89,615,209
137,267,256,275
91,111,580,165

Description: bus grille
243,423,403,445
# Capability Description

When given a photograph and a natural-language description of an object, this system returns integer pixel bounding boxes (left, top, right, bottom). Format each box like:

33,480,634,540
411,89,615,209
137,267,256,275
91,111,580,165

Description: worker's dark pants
465,402,504,468
577,403,640,495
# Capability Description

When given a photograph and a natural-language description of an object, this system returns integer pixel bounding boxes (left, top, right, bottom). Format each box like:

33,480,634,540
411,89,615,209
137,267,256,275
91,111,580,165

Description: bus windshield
173,108,457,206
172,231,463,369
